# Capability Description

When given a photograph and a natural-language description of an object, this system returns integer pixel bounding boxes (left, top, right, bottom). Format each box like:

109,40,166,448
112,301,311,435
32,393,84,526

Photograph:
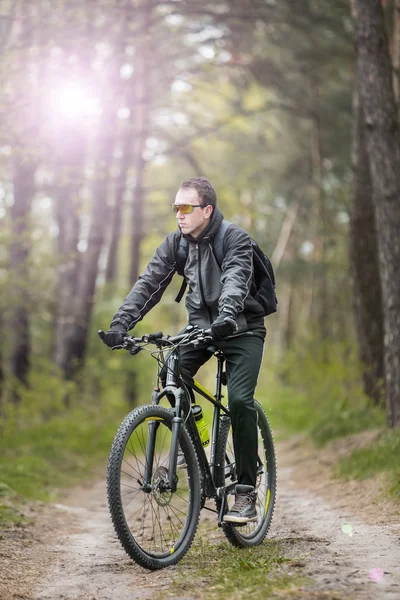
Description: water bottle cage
221,371,227,386
192,404,210,447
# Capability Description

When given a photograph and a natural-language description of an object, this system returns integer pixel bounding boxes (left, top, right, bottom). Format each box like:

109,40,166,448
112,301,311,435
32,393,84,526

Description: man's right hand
102,324,128,348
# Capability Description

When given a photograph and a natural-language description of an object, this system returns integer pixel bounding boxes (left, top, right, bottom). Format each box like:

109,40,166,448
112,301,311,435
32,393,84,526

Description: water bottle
192,404,210,447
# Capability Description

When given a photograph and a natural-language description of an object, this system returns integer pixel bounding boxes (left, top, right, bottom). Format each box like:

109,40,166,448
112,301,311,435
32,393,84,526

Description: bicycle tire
107,404,201,570
215,400,277,547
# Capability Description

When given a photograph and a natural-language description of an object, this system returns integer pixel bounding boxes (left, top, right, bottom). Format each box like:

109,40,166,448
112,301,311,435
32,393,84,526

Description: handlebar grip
98,329,106,341
142,331,164,342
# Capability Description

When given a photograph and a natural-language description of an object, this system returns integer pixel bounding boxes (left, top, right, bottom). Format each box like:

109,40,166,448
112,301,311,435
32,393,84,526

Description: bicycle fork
142,386,184,493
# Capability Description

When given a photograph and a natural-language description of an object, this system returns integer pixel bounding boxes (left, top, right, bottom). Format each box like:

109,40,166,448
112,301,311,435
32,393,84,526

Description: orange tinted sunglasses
171,203,205,214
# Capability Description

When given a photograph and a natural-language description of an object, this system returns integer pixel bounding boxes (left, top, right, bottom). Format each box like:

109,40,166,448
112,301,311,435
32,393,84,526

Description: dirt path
1,433,399,600
272,435,400,600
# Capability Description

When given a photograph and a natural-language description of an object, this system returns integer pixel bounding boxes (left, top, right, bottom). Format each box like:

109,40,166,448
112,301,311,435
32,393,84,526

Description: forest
1,0,400,511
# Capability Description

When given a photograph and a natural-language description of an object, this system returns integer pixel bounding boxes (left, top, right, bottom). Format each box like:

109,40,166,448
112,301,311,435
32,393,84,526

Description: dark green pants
178,328,266,487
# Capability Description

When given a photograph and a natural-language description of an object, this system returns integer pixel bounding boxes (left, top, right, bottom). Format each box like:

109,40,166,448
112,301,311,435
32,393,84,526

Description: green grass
257,339,399,506
307,402,385,447
258,341,386,446
335,428,400,498
155,538,305,600
0,483,26,524
0,401,128,525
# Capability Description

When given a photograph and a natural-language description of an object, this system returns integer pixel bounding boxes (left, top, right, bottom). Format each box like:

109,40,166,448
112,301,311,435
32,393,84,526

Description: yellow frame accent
192,378,215,401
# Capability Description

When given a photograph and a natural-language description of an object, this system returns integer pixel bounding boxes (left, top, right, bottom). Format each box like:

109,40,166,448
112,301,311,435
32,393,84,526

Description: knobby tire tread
107,404,201,570
215,400,277,548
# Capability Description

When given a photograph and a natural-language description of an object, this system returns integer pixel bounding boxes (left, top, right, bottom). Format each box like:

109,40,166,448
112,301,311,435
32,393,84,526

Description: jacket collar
181,207,224,244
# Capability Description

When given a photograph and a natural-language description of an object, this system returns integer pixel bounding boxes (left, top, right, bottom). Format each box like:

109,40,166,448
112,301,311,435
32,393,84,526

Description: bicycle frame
148,343,235,523
103,324,277,570
101,324,277,570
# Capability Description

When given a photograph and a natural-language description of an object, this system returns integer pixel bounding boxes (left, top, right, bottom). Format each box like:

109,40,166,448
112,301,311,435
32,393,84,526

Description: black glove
102,324,128,348
210,314,237,341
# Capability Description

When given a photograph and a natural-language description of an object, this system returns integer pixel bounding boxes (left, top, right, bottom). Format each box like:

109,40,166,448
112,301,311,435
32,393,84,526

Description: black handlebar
97,326,212,351
142,331,164,342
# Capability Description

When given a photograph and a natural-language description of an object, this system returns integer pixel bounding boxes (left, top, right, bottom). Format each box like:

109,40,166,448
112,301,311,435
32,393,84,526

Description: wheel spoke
108,405,200,567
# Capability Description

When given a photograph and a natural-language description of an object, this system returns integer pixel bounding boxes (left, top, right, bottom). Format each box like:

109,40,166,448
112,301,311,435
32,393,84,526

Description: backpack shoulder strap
175,234,188,277
212,219,232,267
175,279,187,304
175,234,188,303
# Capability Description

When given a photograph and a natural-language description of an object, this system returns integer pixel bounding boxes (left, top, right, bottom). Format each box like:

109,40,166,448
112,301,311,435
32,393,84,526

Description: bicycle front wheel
215,400,277,547
107,404,201,570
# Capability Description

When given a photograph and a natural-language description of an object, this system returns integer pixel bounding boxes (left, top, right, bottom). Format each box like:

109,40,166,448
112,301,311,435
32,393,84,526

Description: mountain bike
98,326,277,571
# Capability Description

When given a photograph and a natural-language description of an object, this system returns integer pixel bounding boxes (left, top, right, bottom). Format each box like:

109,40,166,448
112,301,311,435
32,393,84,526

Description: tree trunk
271,200,299,269
6,0,38,394
105,114,135,284
105,179,124,285
66,131,113,376
278,281,295,353
349,90,384,405
392,0,400,102
0,314,4,412
352,0,400,427
129,166,147,285
9,159,35,388
310,80,329,347
105,2,137,285
124,0,154,407
53,145,85,376
129,0,152,284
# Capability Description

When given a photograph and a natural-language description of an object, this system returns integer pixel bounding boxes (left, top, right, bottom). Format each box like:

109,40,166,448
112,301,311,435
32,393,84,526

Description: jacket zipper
197,243,213,325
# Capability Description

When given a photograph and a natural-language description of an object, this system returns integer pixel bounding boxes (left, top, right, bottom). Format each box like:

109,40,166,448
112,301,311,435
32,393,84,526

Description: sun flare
47,81,102,120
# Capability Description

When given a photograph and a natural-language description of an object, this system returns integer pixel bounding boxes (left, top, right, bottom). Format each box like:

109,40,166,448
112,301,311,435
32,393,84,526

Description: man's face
174,187,213,238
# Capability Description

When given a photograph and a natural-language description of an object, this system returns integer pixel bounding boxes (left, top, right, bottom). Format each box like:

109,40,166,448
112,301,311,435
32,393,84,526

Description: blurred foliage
335,428,400,498
0,0,392,506
0,372,128,523
258,334,385,445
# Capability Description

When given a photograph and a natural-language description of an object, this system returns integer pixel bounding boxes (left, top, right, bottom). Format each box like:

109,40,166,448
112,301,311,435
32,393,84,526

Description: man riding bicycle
102,177,266,524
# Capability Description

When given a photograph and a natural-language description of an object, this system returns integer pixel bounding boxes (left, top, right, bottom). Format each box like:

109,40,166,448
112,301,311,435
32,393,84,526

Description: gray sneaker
223,485,258,524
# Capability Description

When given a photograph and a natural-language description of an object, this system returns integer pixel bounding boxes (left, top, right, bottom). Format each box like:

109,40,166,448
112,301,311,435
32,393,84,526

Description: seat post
214,350,225,402
209,350,226,481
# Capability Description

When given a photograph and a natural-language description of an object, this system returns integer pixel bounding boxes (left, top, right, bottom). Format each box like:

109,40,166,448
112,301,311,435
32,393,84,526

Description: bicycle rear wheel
107,404,201,570
215,400,277,547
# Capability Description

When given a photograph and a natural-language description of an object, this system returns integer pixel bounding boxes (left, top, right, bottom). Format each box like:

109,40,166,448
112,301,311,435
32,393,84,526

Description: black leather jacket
111,208,265,333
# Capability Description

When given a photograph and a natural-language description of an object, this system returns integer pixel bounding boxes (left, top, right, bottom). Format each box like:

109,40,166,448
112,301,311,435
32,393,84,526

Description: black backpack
175,220,278,316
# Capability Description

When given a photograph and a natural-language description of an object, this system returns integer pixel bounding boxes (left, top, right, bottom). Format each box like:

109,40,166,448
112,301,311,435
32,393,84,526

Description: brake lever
122,336,142,355
192,333,213,346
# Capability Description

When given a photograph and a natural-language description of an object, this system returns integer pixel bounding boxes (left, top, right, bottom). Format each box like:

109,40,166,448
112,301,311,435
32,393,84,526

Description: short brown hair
179,177,217,209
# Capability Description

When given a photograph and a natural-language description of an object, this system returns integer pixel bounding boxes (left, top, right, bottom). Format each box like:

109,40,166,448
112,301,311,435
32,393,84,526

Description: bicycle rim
107,404,201,569
215,400,277,547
